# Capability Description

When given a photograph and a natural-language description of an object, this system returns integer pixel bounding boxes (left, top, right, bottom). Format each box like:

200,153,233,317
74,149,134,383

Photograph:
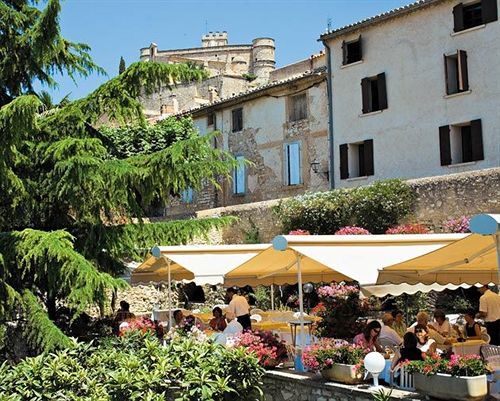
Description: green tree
0,0,234,353
119,56,126,74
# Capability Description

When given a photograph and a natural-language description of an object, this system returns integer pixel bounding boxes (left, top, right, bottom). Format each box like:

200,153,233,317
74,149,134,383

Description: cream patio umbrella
131,244,269,327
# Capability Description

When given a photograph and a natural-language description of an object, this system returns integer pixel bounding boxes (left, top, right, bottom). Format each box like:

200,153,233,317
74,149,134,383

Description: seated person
174,309,204,330
391,332,424,371
428,309,451,337
113,300,135,334
353,320,384,352
408,311,449,347
380,312,403,347
392,310,407,338
223,311,243,336
457,310,482,340
415,324,437,356
173,309,185,326
209,306,227,332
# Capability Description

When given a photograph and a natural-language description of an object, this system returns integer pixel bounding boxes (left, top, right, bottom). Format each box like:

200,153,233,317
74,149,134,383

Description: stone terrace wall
263,370,424,401
195,168,500,243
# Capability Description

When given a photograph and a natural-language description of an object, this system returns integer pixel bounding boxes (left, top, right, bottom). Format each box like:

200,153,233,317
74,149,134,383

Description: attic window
453,0,498,32
342,36,362,65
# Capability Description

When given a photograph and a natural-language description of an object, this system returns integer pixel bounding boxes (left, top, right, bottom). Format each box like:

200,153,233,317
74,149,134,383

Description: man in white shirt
379,312,402,347
226,287,251,330
408,311,448,346
478,286,500,345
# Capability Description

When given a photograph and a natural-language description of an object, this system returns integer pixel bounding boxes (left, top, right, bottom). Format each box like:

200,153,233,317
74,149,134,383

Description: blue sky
47,0,412,102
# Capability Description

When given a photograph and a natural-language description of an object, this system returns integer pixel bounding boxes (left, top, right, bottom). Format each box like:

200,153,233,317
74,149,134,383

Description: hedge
275,179,415,234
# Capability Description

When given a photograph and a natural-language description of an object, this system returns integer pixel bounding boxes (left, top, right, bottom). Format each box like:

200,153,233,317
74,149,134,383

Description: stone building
320,0,500,188
139,32,276,117
164,54,328,218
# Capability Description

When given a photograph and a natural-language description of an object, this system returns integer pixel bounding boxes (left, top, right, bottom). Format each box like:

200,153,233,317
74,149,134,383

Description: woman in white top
428,309,451,337
415,324,437,356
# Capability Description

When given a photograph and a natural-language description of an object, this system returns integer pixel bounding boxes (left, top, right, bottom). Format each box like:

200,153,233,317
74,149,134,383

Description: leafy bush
302,338,367,372
335,226,371,235
385,223,430,234
0,332,264,401
231,330,288,368
315,283,367,339
275,179,415,234
405,354,489,377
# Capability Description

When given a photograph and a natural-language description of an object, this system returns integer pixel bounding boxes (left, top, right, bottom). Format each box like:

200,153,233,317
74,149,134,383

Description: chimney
208,87,219,103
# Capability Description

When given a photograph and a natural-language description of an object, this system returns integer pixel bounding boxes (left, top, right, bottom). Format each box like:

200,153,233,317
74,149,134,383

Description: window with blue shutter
285,142,302,186
181,187,193,203
233,155,246,194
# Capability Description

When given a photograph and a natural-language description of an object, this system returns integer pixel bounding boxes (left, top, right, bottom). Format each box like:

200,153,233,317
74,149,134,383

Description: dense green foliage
0,332,265,400
275,179,415,234
0,0,234,353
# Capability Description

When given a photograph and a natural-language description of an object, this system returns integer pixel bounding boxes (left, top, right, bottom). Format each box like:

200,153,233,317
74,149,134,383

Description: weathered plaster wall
325,0,500,188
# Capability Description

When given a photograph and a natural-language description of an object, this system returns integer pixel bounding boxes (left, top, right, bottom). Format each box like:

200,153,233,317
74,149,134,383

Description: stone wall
263,370,424,401
192,167,500,244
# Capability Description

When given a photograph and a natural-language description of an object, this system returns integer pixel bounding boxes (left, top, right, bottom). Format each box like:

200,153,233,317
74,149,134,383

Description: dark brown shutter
482,0,498,23
364,139,374,176
232,109,237,132
377,72,388,110
361,78,370,114
342,40,347,65
439,125,452,166
358,35,363,60
458,50,469,91
444,54,451,95
470,119,484,161
453,3,464,32
340,144,349,179
238,109,243,131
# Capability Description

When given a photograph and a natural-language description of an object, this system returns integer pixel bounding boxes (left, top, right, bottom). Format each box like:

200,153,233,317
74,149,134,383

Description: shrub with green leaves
0,332,264,401
275,179,415,234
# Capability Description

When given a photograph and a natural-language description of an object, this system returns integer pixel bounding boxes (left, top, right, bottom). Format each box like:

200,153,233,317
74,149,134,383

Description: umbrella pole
167,258,172,330
496,234,500,285
271,284,275,311
297,253,305,349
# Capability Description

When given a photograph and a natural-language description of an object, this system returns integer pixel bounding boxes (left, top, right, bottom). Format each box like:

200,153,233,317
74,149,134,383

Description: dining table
450,339,485,356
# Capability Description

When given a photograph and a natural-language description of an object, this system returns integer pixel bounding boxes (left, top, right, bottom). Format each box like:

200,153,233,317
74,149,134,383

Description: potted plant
405,354,489,401
231,330,288,368
302,338,367,384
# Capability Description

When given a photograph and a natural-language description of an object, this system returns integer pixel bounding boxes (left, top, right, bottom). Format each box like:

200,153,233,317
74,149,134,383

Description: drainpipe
321,39,335,190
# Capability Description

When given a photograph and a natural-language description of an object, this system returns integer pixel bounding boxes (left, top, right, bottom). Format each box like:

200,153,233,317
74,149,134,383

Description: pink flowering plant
119,316,156,336
443,216,471,233
315,282,367,339
302,338,367,372
288,229,311,235
334,226,371,235
404,354,489,377
385,223,430,234
232,330,288,368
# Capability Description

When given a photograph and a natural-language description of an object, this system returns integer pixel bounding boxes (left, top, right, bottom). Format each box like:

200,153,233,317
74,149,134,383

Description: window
233,155,246,194
361,73,387,114
181,187,194,204
339,139,374,179
232,108,243,132
453,0,498,32
289,93,308,122
342,36,362,65
207,112,215,127
444,50,469,95
284,142,302,186
439,120,484,165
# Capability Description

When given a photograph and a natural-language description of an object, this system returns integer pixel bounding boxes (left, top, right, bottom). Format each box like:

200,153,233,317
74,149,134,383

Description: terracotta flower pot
321,363,364,384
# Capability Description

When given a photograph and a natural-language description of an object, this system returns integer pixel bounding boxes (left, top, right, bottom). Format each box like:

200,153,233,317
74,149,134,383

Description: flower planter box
414,373,487,401
321,363,364,384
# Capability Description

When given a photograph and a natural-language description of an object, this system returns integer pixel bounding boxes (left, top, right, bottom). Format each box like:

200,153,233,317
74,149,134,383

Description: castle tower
251,38,276,82
202,31,228,48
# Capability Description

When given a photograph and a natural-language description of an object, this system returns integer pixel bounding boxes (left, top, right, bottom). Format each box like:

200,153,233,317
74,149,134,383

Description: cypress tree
119,56,126,74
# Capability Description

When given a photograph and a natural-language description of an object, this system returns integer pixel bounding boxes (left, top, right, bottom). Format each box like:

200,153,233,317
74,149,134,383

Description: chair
250,308,265,315
481,344,500,360
481,333,491,344
391,365,415,391
250,314,262,323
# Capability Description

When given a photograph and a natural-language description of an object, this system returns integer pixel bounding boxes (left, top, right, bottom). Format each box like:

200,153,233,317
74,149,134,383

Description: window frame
339,139,374,180
342,35,363,65
288,92,308,122
439,119,484,166
361,73,387,114
231,107,243,132
444,50,469,95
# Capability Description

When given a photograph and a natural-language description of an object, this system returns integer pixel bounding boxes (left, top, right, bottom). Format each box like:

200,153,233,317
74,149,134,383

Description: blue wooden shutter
181,188,193,203
286,142,301,185
233,156,246,194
